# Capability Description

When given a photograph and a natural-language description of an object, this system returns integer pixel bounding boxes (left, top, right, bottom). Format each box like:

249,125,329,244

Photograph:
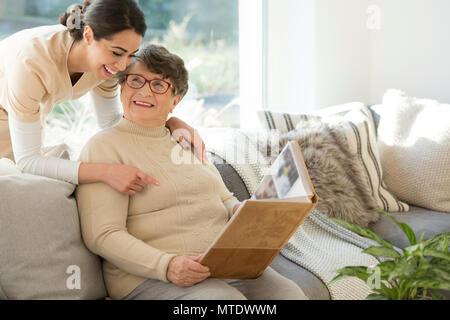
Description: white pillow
376,89,450,212
0,158,21,176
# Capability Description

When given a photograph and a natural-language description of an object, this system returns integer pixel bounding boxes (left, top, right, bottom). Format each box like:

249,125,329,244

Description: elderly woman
75,44,307,300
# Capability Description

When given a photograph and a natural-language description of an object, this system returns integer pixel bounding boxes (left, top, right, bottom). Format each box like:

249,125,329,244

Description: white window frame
239,0,316,130
239,0,268,130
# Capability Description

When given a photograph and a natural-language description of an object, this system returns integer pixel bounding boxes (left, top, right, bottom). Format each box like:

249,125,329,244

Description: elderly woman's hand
166,117,207,163
104,163,160,196
167,255,211,287
232,202,242,216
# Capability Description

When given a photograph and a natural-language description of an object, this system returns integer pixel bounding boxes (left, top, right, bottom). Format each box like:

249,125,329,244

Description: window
139,0,240,129
0,0,240,157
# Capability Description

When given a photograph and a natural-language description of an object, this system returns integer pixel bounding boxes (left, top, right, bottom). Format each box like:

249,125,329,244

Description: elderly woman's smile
133,100,154,108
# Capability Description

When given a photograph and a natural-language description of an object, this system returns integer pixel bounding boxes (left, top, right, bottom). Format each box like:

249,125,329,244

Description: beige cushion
0,174,107,299
375,89,450,212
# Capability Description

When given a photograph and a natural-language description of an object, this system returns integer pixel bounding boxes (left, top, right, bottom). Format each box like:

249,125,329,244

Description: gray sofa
1,105,448,300
208,105,450,300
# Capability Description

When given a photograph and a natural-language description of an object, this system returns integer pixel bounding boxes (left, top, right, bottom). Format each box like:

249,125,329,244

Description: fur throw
260,116,380,227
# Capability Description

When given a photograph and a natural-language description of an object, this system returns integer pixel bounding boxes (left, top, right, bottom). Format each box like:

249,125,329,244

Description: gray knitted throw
202,128,385,300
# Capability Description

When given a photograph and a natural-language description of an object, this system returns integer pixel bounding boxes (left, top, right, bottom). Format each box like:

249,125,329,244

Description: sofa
209,101,450,299
1,91,449,300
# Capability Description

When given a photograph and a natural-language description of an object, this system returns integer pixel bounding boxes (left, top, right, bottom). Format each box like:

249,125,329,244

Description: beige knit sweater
75,117,239,300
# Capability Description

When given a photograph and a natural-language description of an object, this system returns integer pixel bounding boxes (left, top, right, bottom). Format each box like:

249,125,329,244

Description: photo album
200,141,318,278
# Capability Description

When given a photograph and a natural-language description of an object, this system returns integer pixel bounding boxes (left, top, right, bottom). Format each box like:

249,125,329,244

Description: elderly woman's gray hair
118,44,189,98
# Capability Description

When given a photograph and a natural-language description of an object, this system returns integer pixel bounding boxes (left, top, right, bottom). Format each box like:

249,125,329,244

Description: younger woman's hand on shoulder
104,163,160,196
166,117,207,163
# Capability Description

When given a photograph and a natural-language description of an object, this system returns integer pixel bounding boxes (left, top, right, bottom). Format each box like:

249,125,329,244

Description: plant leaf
418,232,426,243
329,266,372,286
423,233,450,251
329,217,393,248
377,210,417,245
444,234,449,253
363,246,402,259
377,282,398,300
376,260,397,279
430,266,450,282
365,293,389,300
408,279,450,291
429,290,447,300
388,259,416,281
335,266,371,280
424,248,450,262
431,257,450,271
404,243,425,257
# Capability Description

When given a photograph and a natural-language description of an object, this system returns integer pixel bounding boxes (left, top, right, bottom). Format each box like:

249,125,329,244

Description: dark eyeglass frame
125,74,174,95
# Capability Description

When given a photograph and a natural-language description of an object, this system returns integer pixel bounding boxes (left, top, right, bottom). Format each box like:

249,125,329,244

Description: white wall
314,0,450,107
244,0,450,122
369,0,450,104
264,0,371,113
315,0,370,109
266,0,315,114
239,0,265,129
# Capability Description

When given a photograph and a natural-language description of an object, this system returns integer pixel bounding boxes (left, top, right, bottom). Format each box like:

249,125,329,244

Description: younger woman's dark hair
59,0,147,41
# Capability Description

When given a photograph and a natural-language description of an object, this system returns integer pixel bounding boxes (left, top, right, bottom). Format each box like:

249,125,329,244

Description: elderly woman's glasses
125,74,174,95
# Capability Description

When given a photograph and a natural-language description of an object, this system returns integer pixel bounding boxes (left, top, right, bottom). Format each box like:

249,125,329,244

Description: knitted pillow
257,105,409,213
376,89,450,212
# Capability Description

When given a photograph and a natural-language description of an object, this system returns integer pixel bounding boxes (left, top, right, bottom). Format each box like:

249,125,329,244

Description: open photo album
200,141,318,279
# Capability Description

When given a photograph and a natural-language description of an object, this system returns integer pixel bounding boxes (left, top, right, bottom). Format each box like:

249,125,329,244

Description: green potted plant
329,210,450,300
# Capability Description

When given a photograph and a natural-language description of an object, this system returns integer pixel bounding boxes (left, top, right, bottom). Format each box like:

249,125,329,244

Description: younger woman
0,0,205,195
